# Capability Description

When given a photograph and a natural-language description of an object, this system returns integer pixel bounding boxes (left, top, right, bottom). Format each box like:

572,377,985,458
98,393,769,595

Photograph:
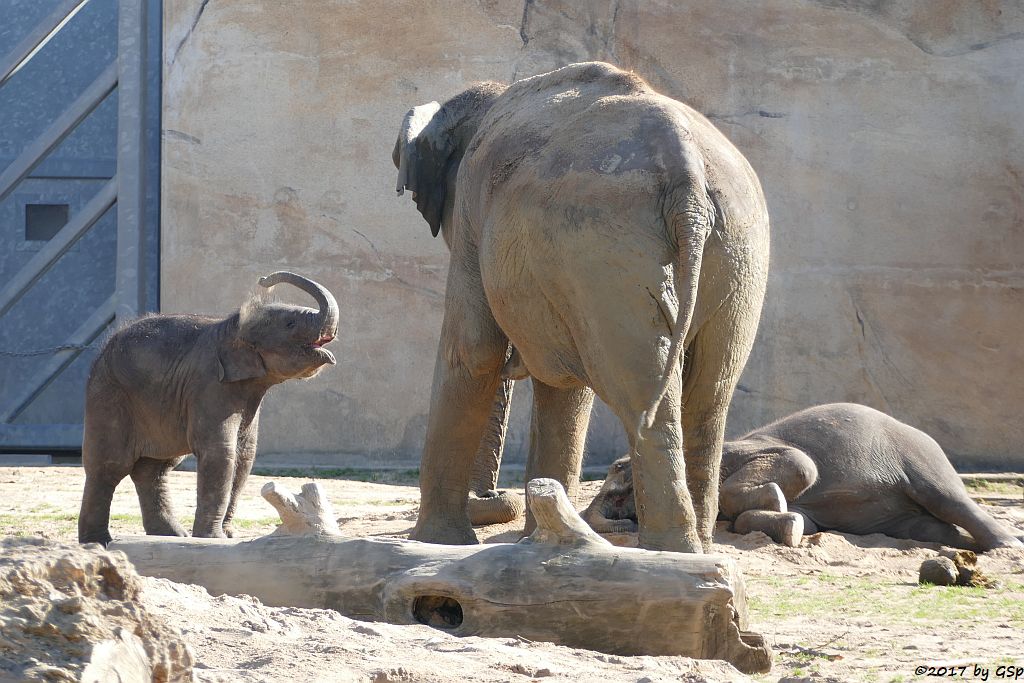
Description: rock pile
0,536,195,682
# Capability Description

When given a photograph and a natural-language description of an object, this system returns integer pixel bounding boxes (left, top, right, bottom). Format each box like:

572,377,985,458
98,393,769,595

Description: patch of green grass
0,512,78,537
747,573,1024,626
229,516,282,530
251,467,420,486
963,478,1023,496
1,512,77,523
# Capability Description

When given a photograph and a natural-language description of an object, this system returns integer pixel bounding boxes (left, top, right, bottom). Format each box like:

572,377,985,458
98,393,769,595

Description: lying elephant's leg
900,445,1023,550
888,513,980,551
524,381,595,534
130,456,188,537
721,480,788,516
719,447,818,519
733,510,804,547
903,487,1021,550
582,507,639,534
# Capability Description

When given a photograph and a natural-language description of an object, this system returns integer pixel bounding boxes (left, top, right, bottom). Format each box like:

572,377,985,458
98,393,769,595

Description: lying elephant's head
594,456,636,522
218,271,339,383
392,82,507,239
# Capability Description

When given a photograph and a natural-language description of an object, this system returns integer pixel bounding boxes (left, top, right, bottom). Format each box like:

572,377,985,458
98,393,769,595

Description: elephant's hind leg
888,514,980,551
78,421,133,545
900,442,1023,550
599,361,700,553
679,300,765,552
904,485,1022,551
130,457,188,537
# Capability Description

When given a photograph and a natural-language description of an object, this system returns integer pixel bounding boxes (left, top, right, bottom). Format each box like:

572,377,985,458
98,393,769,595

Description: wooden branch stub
260,481,341,536
523,478,610,547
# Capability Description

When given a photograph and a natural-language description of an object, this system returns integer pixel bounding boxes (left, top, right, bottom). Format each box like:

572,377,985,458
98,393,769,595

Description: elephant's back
463,61,768,304
94,314,215,389
467,62,766,226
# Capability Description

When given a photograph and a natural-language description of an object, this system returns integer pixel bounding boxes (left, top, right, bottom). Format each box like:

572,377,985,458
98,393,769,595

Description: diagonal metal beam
0,61,117,204
0,295,116,423
0,176,118,319
0,0,89,87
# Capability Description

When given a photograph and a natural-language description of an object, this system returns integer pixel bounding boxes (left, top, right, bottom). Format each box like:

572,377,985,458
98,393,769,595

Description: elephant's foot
733,510,804,547
638,527,702,554
192,522,228,539
79,529,113,547
141,516,189,537
411,517,479,545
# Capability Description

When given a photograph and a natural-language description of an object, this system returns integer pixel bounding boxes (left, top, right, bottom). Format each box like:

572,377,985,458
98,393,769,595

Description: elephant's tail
638,165,716,432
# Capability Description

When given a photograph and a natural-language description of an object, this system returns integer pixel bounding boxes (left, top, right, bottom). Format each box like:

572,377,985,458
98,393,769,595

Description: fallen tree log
110,479,772,674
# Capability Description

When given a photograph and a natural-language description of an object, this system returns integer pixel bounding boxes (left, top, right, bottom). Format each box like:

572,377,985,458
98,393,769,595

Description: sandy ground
2,465,1023,682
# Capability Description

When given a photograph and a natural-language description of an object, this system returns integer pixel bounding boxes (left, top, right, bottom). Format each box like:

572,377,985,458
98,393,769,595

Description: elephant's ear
217,341,267,383
394,101,452,237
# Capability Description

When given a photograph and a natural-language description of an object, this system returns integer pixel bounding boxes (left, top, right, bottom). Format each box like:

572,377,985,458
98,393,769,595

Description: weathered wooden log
110,479,772,674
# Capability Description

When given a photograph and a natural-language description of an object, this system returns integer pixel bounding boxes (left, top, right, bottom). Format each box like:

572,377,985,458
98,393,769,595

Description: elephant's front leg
412,286,509,545
222,414,260,538
191,421,240,538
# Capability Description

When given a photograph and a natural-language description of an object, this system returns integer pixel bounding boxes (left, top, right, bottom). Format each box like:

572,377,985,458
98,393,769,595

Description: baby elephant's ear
217,342,266,383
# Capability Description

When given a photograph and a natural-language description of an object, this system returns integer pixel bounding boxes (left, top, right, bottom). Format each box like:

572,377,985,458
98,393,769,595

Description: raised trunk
258,271,339,336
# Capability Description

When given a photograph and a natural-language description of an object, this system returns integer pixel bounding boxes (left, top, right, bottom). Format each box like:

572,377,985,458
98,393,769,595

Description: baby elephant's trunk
258,271,339,337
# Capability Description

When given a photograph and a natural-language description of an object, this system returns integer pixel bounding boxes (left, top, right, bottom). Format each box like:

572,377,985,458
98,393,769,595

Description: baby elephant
584,403,1023,551
78,272,339,545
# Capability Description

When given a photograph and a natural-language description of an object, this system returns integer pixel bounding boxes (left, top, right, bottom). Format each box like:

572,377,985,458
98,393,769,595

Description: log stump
110,478,772,674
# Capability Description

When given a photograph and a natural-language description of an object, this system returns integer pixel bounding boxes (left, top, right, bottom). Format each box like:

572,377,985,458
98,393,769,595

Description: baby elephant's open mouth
312,334,335,348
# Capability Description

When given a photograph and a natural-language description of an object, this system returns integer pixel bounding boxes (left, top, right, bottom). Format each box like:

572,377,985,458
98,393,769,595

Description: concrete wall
162,1,1024,470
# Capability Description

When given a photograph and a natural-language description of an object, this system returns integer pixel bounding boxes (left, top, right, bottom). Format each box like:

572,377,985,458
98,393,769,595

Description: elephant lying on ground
394,61,769,552
78,272,339,545
582,403,1023,551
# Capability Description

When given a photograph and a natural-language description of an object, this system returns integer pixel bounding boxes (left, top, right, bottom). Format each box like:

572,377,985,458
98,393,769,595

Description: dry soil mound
0,536,194,682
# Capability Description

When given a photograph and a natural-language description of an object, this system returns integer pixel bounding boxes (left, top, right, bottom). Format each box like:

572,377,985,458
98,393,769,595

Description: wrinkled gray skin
78,272,339,545
394,62,769,553
582,404,1024,552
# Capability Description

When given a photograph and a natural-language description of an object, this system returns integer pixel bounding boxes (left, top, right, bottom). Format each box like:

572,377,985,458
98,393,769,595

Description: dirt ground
2,465,1023,682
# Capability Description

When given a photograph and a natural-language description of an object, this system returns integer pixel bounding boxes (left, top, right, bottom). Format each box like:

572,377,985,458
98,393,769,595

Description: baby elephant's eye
286,320,296,329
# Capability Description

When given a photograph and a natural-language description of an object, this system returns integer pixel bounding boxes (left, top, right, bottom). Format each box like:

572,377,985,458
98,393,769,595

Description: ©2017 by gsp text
915,664,1024,680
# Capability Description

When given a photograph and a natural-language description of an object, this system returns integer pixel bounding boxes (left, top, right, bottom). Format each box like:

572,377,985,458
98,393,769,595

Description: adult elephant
393,62,769,552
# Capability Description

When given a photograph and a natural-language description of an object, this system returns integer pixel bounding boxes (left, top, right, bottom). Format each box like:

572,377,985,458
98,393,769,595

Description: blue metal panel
0,0,162,450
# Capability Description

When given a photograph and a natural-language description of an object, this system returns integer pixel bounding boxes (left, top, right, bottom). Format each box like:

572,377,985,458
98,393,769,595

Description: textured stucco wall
162,1,1024,469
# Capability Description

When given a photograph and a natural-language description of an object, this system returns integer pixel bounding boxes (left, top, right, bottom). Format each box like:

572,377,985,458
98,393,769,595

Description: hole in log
412,595,464,629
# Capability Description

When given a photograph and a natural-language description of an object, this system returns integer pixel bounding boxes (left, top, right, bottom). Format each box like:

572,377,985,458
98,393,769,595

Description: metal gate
0,0,161,451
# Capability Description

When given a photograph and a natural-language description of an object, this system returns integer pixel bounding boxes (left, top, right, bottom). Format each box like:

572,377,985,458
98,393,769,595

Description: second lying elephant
583,403,1023,552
